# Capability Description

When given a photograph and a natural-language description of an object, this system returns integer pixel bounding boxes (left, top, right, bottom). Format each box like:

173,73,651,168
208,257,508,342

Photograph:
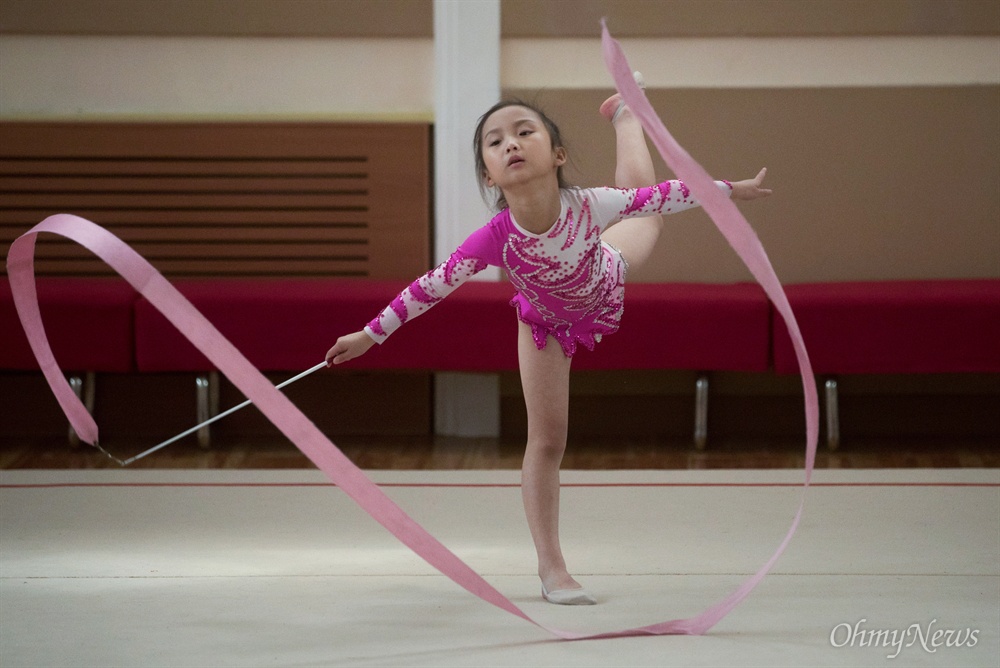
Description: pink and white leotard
364,180,732,357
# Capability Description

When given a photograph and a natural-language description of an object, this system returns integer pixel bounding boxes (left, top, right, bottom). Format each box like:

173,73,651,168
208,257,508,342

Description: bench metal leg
196,372,220,449
694,373,709,450
67,372,96,446
824,377,840,451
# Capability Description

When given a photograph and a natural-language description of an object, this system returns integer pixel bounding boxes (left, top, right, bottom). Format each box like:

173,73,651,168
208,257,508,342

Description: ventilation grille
1,123,430,279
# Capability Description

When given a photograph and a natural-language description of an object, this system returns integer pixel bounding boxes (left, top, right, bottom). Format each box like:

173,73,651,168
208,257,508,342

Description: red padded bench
133,280,770,447
0,277,138,442
134,280,769,372
133,279,519,373
771,280,1000,449
133,279,521,445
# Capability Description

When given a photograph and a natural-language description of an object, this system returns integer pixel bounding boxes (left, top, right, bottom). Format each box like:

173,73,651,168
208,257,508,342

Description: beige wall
515,86,1000,283
2,0,998,282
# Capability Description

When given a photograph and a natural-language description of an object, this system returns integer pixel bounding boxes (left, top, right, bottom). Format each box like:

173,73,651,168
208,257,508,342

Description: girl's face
479,105,566,193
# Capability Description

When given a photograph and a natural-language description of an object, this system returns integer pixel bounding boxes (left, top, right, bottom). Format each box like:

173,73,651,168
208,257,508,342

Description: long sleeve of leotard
586,179,733,225
363,224,503,344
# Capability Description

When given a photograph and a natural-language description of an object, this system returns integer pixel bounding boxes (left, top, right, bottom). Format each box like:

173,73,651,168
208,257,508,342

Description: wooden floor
2,434,997,470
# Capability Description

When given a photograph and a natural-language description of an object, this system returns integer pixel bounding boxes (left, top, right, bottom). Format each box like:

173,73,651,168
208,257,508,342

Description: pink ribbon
6,25,816,639
600,20,819,633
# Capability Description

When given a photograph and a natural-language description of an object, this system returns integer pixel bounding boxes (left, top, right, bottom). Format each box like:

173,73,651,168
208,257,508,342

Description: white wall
0,36,434,119
2,35,996,119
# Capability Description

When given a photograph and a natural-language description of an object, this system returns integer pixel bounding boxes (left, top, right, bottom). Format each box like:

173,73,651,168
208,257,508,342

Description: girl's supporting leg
599,91,664,274
516,321,582,594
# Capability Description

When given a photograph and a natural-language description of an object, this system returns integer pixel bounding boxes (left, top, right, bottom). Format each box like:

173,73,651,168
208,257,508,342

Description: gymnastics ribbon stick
117,361,329,466
600,20,819,634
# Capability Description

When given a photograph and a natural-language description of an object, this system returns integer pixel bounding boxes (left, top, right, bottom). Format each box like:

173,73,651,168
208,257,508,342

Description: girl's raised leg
600,78,664,274
517,322,595,604
599,80,656,192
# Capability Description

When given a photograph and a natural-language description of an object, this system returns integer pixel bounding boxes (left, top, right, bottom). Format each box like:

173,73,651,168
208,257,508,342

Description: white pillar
433,0,501,267
433,0,502,437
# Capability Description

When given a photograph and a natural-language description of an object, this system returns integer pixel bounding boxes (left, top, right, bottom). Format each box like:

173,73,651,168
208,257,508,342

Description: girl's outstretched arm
325,224,501,366
326,330,375,366
730,168,773,200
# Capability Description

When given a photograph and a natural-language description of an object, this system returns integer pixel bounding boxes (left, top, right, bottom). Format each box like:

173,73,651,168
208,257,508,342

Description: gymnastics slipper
542,583,598,606
600,71,646,124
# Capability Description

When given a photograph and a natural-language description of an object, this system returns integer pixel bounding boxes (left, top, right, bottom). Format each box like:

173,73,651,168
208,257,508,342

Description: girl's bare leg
599,91,656,192
599,90,664,274
517,321,582,594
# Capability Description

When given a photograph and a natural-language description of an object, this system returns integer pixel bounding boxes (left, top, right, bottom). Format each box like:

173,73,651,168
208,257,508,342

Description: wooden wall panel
2,0,995,38
0,0,434,37
0,122,430,279
502,0,999,37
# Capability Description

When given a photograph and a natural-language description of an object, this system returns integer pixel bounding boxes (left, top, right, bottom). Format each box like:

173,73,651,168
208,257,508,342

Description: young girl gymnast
326,81,772,605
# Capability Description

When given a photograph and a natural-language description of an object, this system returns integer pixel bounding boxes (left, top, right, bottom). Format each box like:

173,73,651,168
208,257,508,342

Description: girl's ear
484,171,495,188
553,146,567,167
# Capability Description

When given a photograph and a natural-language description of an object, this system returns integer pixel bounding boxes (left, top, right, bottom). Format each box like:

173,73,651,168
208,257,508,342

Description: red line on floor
1,481,997,489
